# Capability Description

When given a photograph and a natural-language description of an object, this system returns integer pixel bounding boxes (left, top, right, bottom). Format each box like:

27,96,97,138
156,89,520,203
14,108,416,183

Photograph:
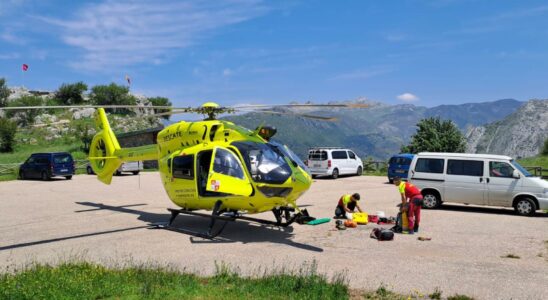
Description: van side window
489,161,514,178
172,155,194,179
332,151,348,159
447,160,484,176
415,158,444,173
348,151,356,159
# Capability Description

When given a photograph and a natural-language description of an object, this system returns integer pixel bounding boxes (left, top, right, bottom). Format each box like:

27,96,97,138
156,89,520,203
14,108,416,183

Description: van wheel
331,168,339,179
65,175,72,180
86,166,93,175
388,178,394,184
19,170,26,180
356,166,362,176
422,192,440,209
132,171,140,175
514,198,536,216
41,171,50,181
311,175,317,179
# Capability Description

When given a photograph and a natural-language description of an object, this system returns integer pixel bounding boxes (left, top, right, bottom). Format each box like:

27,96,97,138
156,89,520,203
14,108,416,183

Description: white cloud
330,66,393,81
38,0,268,72
222,68,233,76
397,93,419,102
0,0,26,16
0,52,20,60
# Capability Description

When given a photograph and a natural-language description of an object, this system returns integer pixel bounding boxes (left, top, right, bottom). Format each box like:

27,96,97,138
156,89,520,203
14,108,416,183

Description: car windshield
53,154,72,164
389,157,412,165
269,141,310,176
231,141,292,184
510,160,532,177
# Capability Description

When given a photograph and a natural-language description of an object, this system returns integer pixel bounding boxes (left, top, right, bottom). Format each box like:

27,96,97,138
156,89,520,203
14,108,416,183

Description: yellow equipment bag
352,212,368,225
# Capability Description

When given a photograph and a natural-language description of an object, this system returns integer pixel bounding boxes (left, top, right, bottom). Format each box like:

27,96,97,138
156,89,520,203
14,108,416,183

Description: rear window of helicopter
172,155,194,179
231,141,292,184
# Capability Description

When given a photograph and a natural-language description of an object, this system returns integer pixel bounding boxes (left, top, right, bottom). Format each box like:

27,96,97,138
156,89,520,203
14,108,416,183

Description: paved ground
1,173,547,299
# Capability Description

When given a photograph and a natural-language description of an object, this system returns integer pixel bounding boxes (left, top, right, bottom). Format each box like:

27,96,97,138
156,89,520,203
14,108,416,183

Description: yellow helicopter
3,101,366,238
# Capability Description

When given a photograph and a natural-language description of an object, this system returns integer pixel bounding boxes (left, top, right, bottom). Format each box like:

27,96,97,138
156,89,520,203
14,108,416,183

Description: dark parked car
19,152,75,180
387,153,414,183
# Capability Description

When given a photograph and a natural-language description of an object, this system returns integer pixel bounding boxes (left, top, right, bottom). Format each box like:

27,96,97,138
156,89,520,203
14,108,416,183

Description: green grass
0,262,348,300
362,170,387,177
518,155,548,172
362,285,407,299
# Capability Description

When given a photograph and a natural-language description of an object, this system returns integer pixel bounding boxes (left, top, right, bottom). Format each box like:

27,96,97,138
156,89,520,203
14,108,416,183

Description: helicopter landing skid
153,204,311,239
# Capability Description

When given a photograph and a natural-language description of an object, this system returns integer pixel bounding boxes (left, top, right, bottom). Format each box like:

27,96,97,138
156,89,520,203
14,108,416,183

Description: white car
307,147,363,179
87,161,143,176
408,152,548,216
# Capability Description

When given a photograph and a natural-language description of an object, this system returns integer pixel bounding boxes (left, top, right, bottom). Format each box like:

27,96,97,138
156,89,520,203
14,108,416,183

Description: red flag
22,64,29,71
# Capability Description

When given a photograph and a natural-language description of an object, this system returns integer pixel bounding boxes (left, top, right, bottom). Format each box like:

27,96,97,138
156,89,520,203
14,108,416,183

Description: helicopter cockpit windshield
269,141,310,176
231,141,292,184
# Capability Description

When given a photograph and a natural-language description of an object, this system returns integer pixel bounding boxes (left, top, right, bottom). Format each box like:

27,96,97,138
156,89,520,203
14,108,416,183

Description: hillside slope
225,99,524,159
466,99,548,158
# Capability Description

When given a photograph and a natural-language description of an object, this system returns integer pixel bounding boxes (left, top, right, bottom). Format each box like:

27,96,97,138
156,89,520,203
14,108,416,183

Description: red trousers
407,196,422,230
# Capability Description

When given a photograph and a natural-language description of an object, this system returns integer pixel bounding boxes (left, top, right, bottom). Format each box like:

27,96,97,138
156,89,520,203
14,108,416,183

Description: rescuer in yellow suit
334,193,363,218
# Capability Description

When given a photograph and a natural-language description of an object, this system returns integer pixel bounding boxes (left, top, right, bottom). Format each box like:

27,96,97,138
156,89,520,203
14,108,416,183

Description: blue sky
1,0,548,107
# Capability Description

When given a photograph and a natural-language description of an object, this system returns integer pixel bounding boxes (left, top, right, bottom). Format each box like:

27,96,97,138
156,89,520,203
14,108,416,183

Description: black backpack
370,228,394,241
390,212,403,233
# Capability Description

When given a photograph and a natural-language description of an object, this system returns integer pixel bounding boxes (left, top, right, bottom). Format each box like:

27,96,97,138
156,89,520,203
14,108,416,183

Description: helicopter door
207,147,252,196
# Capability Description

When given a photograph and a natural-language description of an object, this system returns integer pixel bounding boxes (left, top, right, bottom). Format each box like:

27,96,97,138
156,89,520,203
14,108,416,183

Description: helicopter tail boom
89,108,158,184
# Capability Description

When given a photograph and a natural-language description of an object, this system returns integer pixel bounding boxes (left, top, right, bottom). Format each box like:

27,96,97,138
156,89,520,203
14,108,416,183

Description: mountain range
224,98,546,160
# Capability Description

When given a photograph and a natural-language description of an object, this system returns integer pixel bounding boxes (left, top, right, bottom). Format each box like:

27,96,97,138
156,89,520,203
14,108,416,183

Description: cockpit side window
213,148,245,179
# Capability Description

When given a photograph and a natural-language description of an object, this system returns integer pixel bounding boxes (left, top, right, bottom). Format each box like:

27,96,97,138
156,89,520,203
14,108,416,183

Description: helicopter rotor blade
231,103,370,109
0,105,187,110
237,109,338,121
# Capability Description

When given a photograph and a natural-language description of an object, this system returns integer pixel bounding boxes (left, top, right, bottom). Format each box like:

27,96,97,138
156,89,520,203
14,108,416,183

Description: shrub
90,83,136,114
55,82,88,105
0,118,17,152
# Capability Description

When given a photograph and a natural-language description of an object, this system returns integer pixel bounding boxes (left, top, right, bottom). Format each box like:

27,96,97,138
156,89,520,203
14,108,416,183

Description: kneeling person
393,176,423,234
334,193,363,218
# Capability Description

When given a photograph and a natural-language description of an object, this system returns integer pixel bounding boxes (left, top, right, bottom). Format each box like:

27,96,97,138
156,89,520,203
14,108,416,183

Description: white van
408,152,548,216
307,147,363,179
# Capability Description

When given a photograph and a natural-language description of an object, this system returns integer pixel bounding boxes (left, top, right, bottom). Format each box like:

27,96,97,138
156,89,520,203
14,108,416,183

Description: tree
90,83,136,114
0,118,17,152
0,78,10,108
7,95,43,126
55,81,88,105
401,117,466,153
542,138,548,156
147,97,172,120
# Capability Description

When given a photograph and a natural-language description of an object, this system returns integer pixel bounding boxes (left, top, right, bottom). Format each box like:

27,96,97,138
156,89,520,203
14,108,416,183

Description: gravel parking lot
1,173,547,299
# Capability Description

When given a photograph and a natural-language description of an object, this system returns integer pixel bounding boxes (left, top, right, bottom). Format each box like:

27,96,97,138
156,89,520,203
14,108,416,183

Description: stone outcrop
466,100,548,158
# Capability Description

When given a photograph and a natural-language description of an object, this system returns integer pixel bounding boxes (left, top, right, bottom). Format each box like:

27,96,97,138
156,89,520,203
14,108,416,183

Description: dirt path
1,173,547,299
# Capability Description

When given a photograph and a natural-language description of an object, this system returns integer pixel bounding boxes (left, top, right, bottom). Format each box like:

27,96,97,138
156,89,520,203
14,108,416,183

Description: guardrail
362,160,388,171
524,166,548,179
0,163,20,176
0,160,89,177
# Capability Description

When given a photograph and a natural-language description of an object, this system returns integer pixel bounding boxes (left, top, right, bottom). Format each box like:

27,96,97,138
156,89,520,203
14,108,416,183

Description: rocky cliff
465,100,548,158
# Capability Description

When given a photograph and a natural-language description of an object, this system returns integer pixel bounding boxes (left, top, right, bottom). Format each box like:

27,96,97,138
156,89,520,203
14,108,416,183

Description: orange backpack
344,220,358,228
